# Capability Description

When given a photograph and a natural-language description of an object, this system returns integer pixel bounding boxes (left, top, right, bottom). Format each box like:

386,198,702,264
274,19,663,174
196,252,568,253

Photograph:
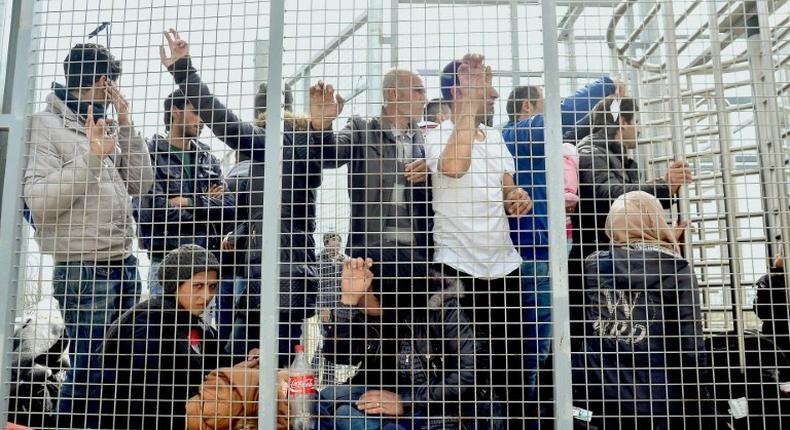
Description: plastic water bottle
288,344,316,430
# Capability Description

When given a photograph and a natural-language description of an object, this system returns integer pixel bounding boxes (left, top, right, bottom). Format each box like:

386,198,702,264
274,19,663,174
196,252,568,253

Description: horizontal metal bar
416,68,606,79
399,0,619,5
286,11,369,87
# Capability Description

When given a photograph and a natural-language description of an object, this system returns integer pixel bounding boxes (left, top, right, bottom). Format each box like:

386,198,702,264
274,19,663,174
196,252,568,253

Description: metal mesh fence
0,0,788,429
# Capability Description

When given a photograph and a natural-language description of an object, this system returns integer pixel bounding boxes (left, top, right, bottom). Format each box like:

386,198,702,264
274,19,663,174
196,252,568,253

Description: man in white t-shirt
424,53,534,425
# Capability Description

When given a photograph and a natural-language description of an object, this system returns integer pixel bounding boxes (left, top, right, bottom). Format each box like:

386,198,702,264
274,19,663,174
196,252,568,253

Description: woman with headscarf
572,191,711,429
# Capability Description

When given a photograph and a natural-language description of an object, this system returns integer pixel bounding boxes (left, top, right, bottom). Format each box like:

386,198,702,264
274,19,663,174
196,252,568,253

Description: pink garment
563,143,580,239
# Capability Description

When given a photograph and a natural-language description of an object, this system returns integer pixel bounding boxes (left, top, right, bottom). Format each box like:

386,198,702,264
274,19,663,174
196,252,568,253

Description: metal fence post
259,0,286,428
541,1,573,429
0,0,37,426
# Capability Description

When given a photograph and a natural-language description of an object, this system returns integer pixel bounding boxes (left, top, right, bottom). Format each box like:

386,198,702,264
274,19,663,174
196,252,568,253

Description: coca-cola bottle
288,344,316,430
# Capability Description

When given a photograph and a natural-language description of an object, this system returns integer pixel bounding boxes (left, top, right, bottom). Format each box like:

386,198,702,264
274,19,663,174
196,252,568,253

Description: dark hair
163,89,188,131
63,43,121,90
254,82,293,118
589,96,639,138
424,97,450,123
506,86,542,124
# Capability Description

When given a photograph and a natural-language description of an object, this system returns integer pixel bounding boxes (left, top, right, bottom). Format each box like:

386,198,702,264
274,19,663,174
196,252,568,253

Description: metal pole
254,37,270,90
390,0,399,67
660,0,692,256
706,0,747,371
0,0,37,426
751,0,790,308
509,0,521,87
541,1,573,428
367,0,384,111
259,0,285,427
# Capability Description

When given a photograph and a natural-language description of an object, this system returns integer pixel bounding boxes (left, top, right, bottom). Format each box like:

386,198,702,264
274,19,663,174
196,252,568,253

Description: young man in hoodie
134,88,236,296
23,43,153,428
501,78,620,406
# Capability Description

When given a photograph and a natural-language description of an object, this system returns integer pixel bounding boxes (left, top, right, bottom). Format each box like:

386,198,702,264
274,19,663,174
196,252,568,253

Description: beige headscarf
605,191,680,254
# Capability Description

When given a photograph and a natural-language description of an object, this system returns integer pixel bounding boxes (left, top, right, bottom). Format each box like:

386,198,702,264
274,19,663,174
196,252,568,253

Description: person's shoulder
424,120,453,144
30,109,63,130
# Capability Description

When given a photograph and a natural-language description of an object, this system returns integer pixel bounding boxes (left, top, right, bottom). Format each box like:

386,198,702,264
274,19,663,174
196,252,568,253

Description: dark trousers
437,264,526,426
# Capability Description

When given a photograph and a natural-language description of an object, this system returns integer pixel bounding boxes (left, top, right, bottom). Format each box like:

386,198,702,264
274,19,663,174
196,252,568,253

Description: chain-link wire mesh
0,1,789,429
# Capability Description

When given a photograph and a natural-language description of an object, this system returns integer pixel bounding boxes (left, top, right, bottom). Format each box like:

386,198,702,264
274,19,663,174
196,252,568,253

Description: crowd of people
14,27,788,430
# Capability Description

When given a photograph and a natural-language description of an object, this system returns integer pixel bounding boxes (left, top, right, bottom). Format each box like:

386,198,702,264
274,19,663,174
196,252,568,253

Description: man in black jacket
318,258,503,430
160,29,343,366
134,88,236,296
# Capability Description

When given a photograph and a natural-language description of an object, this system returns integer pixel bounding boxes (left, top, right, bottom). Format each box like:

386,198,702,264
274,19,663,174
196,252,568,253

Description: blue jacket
133,134,236,261
502,77,615,261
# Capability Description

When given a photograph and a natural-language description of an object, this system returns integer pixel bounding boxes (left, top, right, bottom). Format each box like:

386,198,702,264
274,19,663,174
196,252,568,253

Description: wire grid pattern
0,0,787,429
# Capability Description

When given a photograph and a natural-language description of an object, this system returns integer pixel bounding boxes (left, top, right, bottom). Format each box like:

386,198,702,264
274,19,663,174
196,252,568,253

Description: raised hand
340,256,374,306
309,80,346,130
86,105,117,159
665,160,693,195
160,28,190,68
106,80,131,127
613,76,628,99
454,53,489,116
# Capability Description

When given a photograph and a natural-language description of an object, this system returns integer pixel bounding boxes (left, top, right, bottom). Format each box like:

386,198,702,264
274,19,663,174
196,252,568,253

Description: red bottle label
288,374,317,395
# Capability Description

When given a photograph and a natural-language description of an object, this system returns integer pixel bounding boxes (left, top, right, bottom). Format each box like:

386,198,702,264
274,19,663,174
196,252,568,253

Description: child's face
177,271,218,317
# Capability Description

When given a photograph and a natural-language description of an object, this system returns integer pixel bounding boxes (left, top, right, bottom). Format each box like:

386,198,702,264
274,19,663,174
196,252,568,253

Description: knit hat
440,60,463,101
159,244,220,294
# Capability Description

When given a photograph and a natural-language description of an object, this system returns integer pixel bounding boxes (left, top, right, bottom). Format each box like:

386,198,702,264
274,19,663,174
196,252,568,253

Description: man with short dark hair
133,88,236,296
421,97,451,131
160,29,343,366
502,78,619,406
425,53,533,425
23,43,153,428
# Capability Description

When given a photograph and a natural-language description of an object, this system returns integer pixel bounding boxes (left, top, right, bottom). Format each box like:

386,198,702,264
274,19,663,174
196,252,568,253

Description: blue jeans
521,260,551,402
52,255,141,428
319,386,413,430
147,258,162,297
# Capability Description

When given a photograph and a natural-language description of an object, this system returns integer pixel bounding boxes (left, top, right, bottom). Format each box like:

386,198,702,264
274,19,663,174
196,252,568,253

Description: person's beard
183,124,202,139
484,110,495,127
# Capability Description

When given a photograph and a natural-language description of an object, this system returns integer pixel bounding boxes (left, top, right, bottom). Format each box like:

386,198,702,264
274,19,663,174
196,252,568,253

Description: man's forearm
440,114,477,178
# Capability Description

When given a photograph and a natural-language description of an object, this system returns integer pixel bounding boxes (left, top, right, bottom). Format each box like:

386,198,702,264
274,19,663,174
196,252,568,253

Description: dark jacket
571,132,673,269
167,56,330,286
319,115,433,256
100,296,230,430
133,135,236,260
502,77,616,261
755,267,789,346
323,275,502,429
573,243,709,422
